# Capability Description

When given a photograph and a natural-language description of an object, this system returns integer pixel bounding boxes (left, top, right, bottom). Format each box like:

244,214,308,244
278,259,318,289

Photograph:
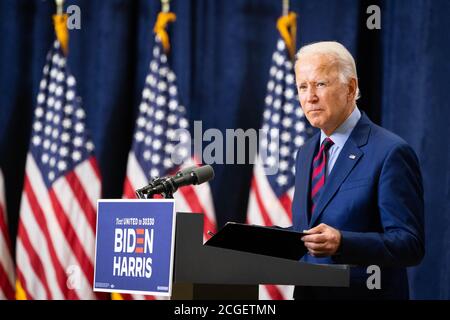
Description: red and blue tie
310,137,334,218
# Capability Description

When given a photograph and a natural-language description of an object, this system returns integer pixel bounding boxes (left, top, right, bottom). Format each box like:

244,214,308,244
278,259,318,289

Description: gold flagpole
161,0,170,13
55,0,64,15
282,0,289,17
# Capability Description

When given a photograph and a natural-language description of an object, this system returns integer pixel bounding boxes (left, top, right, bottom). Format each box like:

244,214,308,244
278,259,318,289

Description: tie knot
322,137,334,151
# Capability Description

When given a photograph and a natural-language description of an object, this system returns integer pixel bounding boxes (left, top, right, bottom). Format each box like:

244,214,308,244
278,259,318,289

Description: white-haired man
291,41,424,299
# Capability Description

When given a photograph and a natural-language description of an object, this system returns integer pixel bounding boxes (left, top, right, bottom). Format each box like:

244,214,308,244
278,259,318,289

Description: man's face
295,54,356,135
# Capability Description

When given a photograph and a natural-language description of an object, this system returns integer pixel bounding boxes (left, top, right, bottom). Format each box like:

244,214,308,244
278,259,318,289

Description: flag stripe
16,239,49,299
251,177,274,226
48,189,94,288
15,222,54,299
74,158,101,210
49,185,98,299
52,177,97,279
259,283,294,300
0,204,12,253
62,171,97,233
15,249,40,300
182,159,217,231
123,177,136,199
278,193,292,222
0,264,14,299
245,191,263,225
126,153,147,190
23,178,73,299
265,284,284,300
88,157,101,182
0,214,14,297
251,159,292,226
0,169,14,300
23,155,93,299
20,194,68,298
178,186,215,237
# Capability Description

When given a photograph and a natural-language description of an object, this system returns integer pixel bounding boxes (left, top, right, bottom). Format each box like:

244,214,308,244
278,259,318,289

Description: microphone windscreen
193,165,214,184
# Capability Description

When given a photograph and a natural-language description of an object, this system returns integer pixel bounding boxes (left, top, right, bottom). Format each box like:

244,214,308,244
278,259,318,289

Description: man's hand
301,223,342,257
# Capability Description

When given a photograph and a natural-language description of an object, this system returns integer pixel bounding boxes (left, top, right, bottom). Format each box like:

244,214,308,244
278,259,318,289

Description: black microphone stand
135,176,176,199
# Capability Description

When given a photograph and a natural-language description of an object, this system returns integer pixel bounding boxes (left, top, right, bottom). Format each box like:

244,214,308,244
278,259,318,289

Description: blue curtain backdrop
0,0,448,299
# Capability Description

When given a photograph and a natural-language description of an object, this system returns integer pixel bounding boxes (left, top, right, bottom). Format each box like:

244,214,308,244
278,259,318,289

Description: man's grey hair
295,41,360,101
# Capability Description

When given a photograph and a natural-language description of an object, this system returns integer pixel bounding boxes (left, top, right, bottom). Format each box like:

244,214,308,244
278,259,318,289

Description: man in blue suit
291,41,424,299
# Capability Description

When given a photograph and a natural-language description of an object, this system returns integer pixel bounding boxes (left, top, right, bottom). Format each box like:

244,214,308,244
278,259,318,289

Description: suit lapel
309,114,371,228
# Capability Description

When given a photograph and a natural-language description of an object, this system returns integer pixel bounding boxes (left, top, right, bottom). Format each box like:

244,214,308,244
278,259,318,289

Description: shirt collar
320,106,361,149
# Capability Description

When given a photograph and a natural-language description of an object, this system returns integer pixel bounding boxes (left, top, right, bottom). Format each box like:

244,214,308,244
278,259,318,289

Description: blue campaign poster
94,199,176,296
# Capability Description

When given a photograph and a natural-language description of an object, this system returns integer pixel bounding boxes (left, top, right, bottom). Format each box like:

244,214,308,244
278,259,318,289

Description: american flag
15,40,103,299
0,169,15,299
246,37,311,300
119,36,216,300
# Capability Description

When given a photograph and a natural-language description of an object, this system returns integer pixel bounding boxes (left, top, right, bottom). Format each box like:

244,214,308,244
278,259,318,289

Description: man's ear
347,78,358,102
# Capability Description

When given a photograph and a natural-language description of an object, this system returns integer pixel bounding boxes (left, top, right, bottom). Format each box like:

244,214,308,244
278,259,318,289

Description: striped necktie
310,137,334,218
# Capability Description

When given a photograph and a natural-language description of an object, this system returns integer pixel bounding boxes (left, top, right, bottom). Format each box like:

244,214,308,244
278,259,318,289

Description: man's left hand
301,223,342,257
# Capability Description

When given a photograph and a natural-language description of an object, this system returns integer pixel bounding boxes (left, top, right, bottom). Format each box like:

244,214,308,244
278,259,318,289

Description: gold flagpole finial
154,1,176,53
277,11,297,60
282,0,289,17
161,0,170,13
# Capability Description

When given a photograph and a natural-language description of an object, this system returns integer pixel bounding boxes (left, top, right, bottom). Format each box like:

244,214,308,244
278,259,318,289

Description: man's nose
305,87,318,102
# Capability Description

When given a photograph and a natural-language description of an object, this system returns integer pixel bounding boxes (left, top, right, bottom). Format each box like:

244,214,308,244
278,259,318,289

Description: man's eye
299,85,307,90
317,82,326,87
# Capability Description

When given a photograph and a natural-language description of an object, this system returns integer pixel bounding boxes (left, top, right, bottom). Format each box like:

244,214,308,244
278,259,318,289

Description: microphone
135,165,214,199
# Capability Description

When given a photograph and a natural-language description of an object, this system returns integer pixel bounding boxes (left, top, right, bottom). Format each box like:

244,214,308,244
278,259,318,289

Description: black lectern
171,212,350,299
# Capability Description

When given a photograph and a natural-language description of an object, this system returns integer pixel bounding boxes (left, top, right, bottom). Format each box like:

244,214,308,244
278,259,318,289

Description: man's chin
307,118,324,129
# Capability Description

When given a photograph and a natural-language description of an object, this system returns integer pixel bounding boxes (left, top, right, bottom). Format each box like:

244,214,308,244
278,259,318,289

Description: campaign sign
94,199,176,296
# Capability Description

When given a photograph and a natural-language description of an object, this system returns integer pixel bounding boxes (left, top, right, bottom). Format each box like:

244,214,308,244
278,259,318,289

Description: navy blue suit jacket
291,113,424,300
